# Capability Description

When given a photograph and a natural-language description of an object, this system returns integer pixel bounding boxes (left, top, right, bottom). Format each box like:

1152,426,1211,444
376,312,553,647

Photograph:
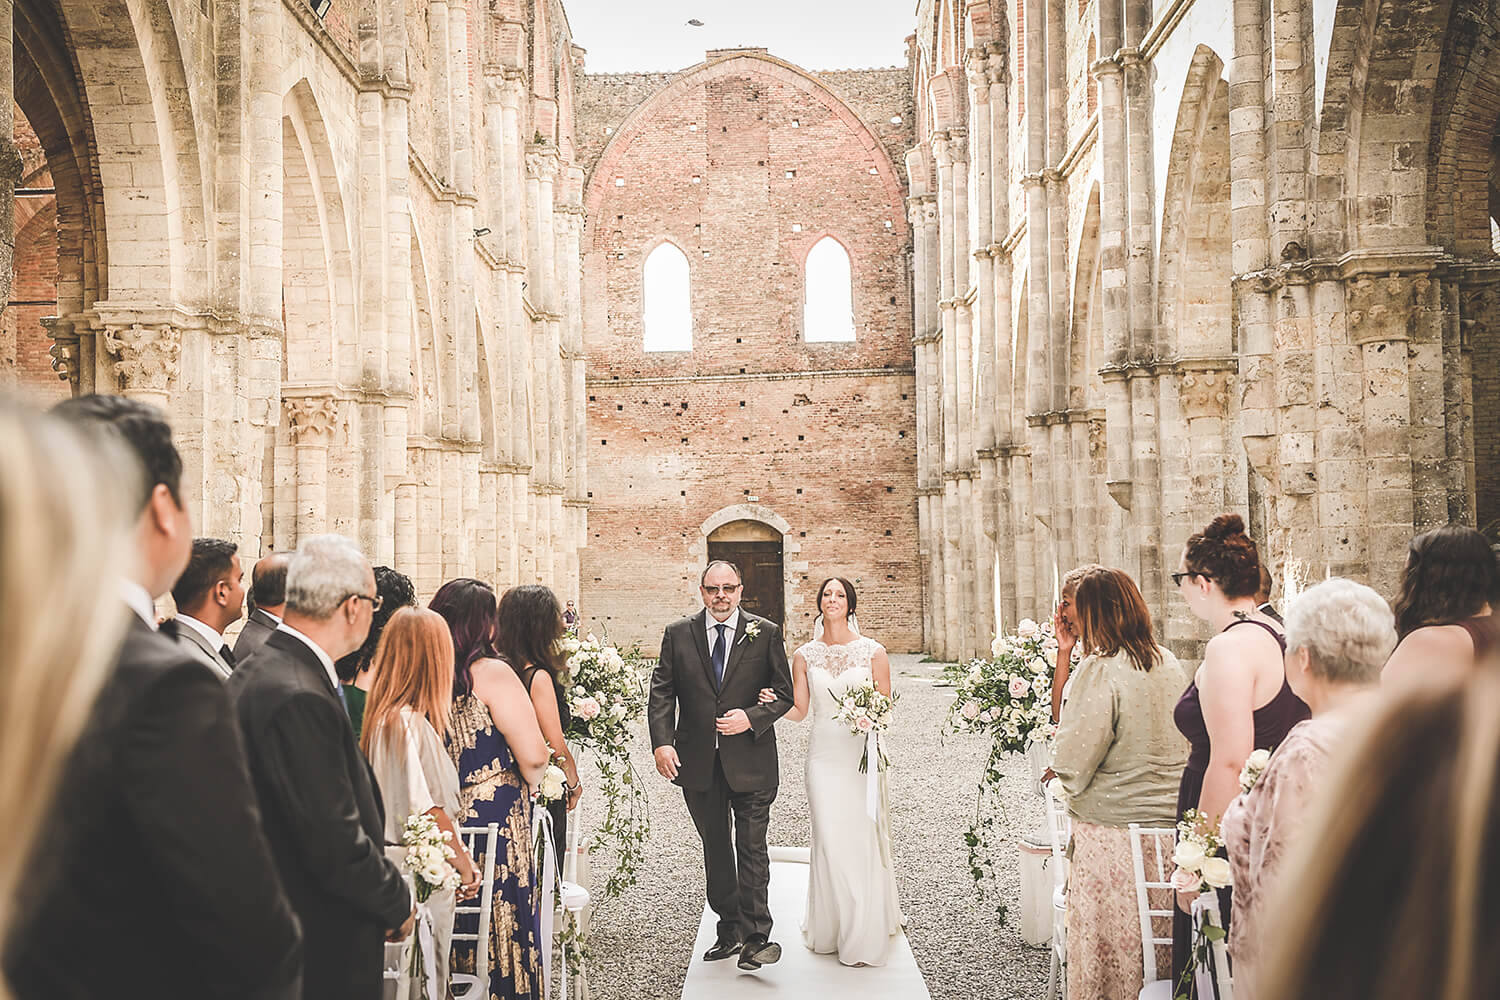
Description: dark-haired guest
173,537,247,679
1052,567,1189,999
1171,513,1309,987
335,566,417,741
430,578,549,999
1255,563,1283,625
1382,524,1500,689
7,395,302,999
237,551,291,660
498,584,582,862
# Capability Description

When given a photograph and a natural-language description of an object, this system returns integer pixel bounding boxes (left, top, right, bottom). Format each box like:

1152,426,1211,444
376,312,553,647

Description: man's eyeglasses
702,584,741,595
1170,571,1209,587
349,593,384,612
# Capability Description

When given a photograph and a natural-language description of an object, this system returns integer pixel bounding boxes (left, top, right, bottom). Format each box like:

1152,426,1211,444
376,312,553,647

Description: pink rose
1170,867,1200,893
960,700,981,720
856,716,874,732
576,696,601,721
1008,677,1029,698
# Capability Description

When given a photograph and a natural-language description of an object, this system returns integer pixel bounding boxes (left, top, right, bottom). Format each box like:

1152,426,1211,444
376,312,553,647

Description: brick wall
577,56,923,653
7,107,65,402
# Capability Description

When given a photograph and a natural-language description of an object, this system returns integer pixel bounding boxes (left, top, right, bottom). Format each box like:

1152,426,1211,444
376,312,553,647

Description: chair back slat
1128,824,1177,983
1193,891,1235,1000
1043,782,1072,889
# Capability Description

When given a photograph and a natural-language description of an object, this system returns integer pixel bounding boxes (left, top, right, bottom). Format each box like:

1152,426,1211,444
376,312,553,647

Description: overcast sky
563,0,916,74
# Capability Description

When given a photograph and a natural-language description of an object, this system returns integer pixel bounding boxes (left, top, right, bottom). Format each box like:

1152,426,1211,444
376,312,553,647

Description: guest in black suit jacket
230,534,414,1000
649,560,794,971
5,395,303,1000
236,551,291,660
173,537,247,679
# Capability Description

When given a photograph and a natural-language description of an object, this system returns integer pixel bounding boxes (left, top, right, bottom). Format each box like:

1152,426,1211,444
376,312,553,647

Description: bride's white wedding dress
799,636,905,967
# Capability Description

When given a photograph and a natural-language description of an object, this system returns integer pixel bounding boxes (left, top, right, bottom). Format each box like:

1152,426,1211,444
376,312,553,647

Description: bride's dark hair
816,577,858,618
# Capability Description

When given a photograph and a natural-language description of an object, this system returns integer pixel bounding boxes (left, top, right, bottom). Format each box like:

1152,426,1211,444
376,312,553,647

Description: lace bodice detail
797,636,881,679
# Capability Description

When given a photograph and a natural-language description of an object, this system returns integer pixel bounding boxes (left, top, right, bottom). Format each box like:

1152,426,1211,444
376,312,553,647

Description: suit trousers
682,752,777,942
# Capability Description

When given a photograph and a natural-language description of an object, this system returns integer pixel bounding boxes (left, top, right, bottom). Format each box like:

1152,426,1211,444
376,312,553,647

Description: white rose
1200,856,1233,889
1246,748,1271,770
990,636,1006,657
1003,722,1020,738
539,765,567,801
978,709,993,724
1173,840,1206,871
1017,619,1041,639
960,700,981,720
968,665,984,684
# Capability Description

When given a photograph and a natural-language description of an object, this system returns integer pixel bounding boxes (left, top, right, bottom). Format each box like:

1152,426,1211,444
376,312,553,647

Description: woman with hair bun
1381,524,1500,689
1170,513,1309,988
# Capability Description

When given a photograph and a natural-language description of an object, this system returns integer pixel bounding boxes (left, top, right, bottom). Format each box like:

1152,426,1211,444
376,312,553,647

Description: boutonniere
739,620,761,645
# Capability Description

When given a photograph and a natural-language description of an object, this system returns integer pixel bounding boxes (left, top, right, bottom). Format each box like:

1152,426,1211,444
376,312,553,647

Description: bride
760,577,904,967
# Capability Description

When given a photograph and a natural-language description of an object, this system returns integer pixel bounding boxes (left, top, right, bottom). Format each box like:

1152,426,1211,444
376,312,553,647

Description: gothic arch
409,222,443,440
1069,183,1102,411
583,52,910,246
1158,45,1232,361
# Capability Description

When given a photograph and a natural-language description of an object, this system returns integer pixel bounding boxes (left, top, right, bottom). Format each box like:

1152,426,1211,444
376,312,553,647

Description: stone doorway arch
692,504,804,630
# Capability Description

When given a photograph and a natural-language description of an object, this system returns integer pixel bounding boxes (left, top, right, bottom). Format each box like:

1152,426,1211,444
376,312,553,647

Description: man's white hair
1284,577,1397,685
285,534,370,620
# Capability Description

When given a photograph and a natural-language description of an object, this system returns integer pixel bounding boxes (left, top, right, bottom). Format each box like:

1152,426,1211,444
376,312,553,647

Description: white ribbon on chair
865,730,879,822
415,902,441,1000
532,807,558,1000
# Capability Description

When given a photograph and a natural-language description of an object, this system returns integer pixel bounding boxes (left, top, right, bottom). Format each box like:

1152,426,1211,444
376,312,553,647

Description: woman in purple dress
1382,524,1500,689
1171,514,1309,991
432,579,551,1000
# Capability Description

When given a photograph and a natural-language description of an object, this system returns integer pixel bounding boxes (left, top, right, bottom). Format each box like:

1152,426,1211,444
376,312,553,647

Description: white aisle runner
680,847,931,1000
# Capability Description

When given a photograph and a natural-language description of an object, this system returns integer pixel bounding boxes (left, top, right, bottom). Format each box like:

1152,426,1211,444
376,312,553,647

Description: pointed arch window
803,237,856,343
643,242,692,352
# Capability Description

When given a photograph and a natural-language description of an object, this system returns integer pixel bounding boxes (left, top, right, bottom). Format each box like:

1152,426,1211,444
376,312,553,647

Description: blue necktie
712,624,728,691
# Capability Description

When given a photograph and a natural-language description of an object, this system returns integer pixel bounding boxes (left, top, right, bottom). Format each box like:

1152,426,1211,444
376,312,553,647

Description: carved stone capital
1346,270,1431,344
103,322,180,395
1087,418,1106,460
526,150,559,181
1178,369,1234,421
48,338,80,384
1460,283,1500,349
284,396,341,447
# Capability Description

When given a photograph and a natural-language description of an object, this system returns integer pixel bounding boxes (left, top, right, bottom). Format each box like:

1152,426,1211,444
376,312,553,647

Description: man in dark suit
235,550,290,660
230,533,414,1000
650,560,794,971
5,394,302,999
173,537,246,679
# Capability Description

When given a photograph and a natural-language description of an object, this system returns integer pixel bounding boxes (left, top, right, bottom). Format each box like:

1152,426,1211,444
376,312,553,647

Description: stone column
285,396,340,543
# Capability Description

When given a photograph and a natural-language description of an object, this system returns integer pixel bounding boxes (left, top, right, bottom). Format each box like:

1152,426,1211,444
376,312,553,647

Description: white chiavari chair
1192,891,1234,1000
450,822,500,1000
1043,780,1072,1000
1129,824,1178,1000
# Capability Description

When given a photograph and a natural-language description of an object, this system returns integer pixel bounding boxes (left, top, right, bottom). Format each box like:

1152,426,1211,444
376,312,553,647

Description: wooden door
708,540,784,628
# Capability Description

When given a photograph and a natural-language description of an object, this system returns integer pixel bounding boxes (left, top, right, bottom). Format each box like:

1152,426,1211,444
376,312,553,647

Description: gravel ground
575,653,1049,1000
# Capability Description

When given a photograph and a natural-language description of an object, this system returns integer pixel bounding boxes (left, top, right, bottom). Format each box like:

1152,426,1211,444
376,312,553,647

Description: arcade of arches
0,0,1496,660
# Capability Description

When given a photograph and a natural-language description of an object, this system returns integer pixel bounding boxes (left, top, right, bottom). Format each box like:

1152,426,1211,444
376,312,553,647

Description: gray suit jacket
176,617,234,680
234,608,279,661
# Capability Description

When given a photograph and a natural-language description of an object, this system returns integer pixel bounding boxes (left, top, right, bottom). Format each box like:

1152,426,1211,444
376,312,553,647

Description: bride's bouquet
400,813,464,998
943,618,1056,755
830,680,895,773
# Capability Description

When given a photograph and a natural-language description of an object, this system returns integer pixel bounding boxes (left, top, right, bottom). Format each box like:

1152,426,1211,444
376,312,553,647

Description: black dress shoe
703,938,741,962
737,934,781,970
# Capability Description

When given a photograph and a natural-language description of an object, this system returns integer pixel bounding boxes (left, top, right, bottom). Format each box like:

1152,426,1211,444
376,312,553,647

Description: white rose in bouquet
1199,856,1233,889
990,636,1006,657
537,764,568,803
1173,840,1206,871
960,700,981,720
1017,618,1041,639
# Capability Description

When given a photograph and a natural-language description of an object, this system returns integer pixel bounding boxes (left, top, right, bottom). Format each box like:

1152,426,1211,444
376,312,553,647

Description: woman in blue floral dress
432,579,550,999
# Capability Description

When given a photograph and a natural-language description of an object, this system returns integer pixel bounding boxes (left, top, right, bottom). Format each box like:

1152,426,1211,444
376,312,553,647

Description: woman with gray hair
1219,577,1397,998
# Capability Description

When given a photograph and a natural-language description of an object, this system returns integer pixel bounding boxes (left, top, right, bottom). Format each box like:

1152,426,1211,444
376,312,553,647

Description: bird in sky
686,18,704,26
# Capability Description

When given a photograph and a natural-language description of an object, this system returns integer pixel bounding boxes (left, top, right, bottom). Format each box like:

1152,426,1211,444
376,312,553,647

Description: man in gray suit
172,537,246,679
236,551,290,660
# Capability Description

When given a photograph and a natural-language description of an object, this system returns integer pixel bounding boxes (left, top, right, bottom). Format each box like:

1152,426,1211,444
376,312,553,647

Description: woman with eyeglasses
1170,513,1308,990
1381,524,1500,690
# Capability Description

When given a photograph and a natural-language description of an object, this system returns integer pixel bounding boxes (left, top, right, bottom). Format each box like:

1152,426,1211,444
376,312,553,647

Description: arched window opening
643,242,692,352
804,237,856,343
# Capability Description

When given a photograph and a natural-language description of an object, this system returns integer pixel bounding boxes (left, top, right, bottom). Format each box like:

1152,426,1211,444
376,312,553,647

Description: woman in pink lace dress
1220,578,1395,998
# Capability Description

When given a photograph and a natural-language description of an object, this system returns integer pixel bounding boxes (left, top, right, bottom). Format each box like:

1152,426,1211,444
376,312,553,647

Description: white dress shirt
121,580,157,629
704,608,740,652
276,622,341,695
177,614,227,652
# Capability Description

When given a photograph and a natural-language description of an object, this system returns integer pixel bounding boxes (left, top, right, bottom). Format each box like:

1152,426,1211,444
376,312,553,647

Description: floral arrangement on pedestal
942,618,1059,919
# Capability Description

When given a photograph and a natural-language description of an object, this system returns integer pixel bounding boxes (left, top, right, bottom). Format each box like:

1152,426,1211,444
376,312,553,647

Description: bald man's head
249,551,292,616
